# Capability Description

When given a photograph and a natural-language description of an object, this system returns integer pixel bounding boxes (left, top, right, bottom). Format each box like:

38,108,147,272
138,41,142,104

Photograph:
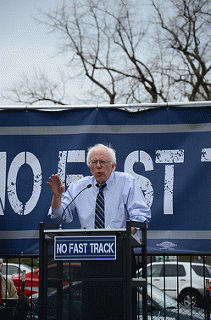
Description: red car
12,268,39,297
12,262,81,297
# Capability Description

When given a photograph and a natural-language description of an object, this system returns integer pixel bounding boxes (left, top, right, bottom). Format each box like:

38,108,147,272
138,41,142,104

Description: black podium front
39,221,147,320
81,231,126,319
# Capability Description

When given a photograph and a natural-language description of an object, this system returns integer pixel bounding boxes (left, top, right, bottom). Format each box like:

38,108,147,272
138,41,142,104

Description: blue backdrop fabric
1,106,211,254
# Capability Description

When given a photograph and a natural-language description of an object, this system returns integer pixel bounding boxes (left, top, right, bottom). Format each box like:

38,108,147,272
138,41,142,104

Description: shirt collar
94,171,114,190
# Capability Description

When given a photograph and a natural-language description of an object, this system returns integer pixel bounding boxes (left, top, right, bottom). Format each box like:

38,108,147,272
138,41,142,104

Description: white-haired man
47,143,151,230
47,144,151,319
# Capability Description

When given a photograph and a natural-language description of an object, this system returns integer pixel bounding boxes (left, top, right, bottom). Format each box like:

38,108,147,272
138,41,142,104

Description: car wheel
179,290,202,308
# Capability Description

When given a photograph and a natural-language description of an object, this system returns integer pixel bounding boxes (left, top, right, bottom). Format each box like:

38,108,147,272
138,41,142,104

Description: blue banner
1,106,211,254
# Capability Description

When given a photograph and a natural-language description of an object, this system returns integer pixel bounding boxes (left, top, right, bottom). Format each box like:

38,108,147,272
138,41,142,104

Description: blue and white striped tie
95,183,106,229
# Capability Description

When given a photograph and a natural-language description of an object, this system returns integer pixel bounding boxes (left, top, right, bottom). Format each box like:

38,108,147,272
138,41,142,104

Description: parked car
140,261,211,307
12,262,81,297
1,263,32,279
27,282,205,320
12,268,39,296
138,284,205,320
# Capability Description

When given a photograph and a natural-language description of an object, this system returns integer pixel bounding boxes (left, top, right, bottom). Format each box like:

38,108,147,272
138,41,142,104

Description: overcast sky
0,0,82,105
0,0,152,106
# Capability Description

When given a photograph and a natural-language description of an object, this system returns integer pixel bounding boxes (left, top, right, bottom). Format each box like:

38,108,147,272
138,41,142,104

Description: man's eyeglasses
89,160,111,167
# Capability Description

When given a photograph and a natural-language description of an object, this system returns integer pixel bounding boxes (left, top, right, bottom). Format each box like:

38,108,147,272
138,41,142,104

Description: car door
147,263,164,292
147,263,186,299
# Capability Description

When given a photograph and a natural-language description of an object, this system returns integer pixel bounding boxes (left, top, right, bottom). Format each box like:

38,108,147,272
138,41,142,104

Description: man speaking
47,143,151,319
47,143,151,230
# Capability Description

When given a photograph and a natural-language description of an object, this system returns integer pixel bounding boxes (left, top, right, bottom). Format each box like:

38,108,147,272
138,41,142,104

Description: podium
0,299,18,320
39,221,147,320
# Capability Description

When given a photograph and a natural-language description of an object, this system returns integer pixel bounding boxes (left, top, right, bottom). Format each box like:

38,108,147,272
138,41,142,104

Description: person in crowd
47,143,151,230
0,258,18,299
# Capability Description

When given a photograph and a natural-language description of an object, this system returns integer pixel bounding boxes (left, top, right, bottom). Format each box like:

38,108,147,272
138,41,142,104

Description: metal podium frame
39,220,147,320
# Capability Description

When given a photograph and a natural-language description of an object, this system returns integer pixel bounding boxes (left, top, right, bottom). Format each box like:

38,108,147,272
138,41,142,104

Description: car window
147,264,186,277
8,265,19,274
2,265,19,275
147,264,163,277
163,264,186,277
192,265,211,277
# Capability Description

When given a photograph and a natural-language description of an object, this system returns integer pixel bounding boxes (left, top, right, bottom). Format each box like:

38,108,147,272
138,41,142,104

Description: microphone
59,184,92,229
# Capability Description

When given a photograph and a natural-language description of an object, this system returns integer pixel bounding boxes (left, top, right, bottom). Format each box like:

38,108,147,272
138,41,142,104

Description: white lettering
69,243,74,253
106,243,114,253
78,243,84,254
90,242,114,254
155,149,184,215
201,148,211,162
0,152,6,215
69,242,88,254
0,147,197,219
73,243,79,253
104,243,109,253
7,152,42,215
98,243,104,253
83,243,88,254
57,150,85,187
124,150,154,207
57,243,67,254
57,151,67,185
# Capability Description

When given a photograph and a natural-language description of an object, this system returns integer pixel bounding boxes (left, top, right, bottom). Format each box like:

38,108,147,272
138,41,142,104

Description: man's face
88,147,116,184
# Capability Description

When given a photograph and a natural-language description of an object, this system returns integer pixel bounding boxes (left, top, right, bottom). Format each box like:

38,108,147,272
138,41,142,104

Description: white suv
144,261,211,307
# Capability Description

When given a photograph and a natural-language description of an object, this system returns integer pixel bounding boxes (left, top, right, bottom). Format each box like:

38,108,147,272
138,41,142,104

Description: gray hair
0,259,3,264
87,144,116,166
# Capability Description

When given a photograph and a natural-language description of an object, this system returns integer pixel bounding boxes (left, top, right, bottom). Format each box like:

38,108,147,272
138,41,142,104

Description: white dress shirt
48,171,151,229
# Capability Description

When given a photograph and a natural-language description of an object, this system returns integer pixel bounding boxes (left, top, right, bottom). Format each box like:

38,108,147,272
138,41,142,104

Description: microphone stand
59,184,92,229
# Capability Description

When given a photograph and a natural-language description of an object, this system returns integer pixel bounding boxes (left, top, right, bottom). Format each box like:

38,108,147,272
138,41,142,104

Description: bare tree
95,0,162,103
3,71,68,105
39,0,167,104
151,0,211,101
2,0,211,105
39,0,121,104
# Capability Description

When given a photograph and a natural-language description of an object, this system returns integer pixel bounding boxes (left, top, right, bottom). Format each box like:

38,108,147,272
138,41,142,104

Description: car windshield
147,284,177,309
